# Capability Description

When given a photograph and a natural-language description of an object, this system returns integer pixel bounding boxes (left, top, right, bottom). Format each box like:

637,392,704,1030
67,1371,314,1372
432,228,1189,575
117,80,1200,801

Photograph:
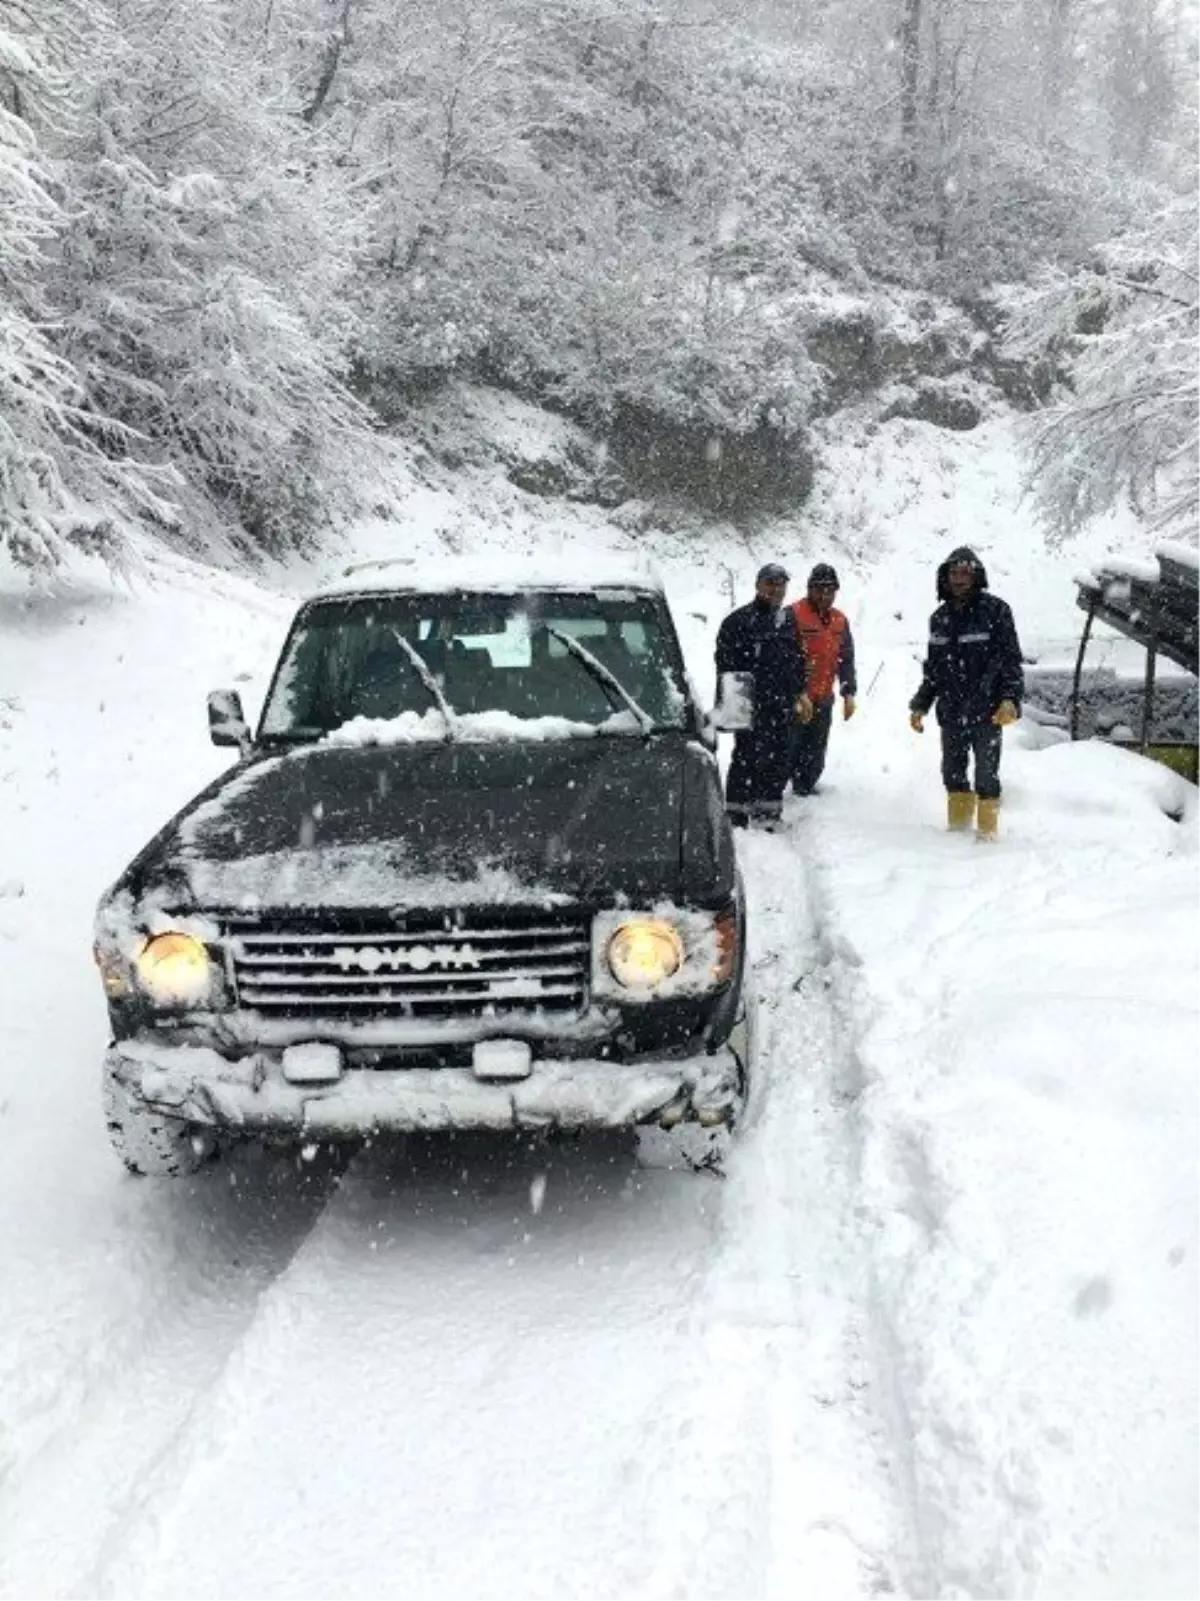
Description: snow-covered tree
1099,0,1182,174
49,0,374,555
0,0,169,575
6,0,1195,568
818,0,1124,286
1015,192,1199,542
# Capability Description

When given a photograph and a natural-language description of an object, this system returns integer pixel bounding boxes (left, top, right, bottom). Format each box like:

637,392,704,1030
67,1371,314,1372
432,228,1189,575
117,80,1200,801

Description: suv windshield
259,590,691,740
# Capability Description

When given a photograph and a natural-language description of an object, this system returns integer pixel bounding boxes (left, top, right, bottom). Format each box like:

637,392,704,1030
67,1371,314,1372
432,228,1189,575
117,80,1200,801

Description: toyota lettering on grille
330,942,482,975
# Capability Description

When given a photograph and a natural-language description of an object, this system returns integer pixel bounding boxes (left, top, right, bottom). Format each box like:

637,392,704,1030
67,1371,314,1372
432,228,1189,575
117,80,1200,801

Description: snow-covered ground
0,398,1196,1599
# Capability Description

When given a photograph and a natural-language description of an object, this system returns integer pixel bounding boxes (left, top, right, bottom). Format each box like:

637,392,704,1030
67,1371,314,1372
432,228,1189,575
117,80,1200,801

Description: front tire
103,1059,218,1177
721,993,753,1131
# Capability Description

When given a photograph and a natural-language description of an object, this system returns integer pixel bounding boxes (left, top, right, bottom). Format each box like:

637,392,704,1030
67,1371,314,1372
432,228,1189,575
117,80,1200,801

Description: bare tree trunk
303,0,352,125
1045,0,1073,120
899,0,922,186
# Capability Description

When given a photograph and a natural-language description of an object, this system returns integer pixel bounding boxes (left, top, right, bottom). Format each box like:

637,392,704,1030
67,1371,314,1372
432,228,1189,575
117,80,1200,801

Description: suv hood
124,737,727,913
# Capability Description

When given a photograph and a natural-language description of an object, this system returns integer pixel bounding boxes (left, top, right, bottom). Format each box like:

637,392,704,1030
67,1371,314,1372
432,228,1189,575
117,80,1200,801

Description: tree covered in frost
300,0,1192,429
1013,192,1198,543
1,7,86,572
978,0,1198,540
0,1,169,574
1099,0,1192,177
50,0,374,557
1,0,373,575
0,0,1195,570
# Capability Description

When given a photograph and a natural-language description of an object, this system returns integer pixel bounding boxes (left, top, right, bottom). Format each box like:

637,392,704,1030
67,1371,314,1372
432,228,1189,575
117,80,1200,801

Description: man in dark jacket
909,546,1024,840
716,563,811,827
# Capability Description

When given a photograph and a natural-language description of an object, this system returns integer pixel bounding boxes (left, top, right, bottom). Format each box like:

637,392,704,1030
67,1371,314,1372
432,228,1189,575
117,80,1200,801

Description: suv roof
312,553,665,602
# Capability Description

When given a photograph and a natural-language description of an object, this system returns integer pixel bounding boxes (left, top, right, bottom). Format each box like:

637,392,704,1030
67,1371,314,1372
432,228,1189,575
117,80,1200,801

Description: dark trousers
791,697,834,794
941,723,1003,799
726,716,792,825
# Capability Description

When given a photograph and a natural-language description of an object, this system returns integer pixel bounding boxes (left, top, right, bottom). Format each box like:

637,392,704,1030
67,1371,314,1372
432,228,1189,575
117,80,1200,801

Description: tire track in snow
790,813,940,1601
86,1130,726,1600
0,1145,349,1600
634,825,911,1599
5,826,914,1601
795,805,1071,1598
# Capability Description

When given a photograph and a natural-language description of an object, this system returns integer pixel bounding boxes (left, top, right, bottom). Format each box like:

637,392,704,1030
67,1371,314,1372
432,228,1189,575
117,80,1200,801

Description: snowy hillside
0,399,1196,1600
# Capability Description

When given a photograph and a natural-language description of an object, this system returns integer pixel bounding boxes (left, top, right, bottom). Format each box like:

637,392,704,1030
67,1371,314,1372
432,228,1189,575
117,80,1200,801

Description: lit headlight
606,919,684,990
135,932,214,1005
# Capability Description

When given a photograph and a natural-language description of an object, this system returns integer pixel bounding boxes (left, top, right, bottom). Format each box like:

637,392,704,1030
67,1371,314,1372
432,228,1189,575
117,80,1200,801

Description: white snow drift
0,403,1195,1599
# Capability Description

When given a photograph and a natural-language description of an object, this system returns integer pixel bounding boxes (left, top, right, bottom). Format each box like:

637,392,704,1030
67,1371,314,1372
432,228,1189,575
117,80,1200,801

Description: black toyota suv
95,559,750,1174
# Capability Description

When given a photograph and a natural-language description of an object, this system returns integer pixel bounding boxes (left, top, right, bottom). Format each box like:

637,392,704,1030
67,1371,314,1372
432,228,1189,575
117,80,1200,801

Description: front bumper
107,1039,745,1136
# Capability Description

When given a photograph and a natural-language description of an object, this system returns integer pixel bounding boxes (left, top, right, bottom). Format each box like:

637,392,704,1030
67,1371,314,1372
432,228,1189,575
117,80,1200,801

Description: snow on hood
184,846,572,914
113,734,713,914
935,546,990,600
323,707,643,747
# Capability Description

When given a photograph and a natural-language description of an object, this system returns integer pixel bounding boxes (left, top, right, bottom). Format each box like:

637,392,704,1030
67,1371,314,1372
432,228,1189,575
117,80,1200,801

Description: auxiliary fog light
134,932,213,1005
606,919,684,990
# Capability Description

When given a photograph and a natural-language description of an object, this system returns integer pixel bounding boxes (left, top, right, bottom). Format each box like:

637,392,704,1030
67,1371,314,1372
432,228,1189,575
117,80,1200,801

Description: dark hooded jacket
910,547,1024,727
716,598,807,723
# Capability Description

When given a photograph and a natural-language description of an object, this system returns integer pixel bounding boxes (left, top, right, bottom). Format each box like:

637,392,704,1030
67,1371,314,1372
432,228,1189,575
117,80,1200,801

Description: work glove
992,700,1020,727
842,695,857,721
909,711,924,734
795,694,814,724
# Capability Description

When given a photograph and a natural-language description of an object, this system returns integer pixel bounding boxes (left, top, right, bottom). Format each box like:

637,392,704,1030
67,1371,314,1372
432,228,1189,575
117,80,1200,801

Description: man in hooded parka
908,546,1024,839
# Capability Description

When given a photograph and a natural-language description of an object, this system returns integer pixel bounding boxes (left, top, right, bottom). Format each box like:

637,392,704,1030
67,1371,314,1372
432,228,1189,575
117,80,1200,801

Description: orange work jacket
792,599,852,703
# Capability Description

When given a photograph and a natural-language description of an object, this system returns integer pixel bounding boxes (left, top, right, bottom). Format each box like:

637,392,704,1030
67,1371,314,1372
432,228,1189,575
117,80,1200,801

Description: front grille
224,909,590,1020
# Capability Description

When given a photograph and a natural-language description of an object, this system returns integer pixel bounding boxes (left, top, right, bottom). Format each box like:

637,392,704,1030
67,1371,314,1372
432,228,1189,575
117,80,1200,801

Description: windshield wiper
391,628,458,739
546,628,655,734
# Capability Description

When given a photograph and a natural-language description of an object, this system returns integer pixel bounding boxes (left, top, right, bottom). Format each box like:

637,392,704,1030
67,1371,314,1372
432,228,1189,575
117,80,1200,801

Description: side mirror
710,671,755,733
208,689,251,753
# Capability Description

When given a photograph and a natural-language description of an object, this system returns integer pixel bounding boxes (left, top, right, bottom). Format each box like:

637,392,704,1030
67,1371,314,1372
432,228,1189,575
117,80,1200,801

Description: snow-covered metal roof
1077,543,1199,591
1157,541,1199,576
1074,542,1198,677
311,553,664,600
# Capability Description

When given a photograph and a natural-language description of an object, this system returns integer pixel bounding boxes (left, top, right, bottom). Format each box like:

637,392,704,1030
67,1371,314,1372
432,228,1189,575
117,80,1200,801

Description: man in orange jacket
790,563,857,796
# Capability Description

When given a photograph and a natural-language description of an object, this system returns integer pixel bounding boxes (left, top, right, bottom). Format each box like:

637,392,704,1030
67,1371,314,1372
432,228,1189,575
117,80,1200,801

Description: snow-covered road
1,414,1196,1598
0,557,908,1599
26,821,904,1601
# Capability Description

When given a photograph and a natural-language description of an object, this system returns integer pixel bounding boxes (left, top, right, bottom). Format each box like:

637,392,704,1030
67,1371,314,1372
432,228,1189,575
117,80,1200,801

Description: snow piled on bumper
109,1042,742,1133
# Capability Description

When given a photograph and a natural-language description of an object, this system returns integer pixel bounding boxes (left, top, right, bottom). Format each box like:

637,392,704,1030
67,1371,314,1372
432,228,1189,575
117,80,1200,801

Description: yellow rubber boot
947,791,975,831
976,797,1000,841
